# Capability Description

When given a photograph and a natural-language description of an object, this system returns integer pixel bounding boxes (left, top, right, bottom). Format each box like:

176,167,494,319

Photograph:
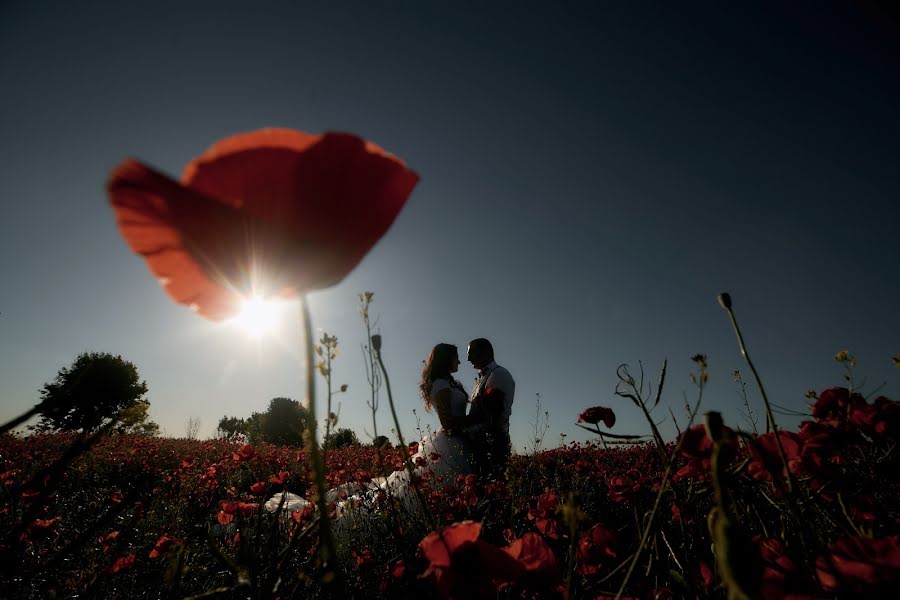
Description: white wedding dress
382,377,475,492
264,379,475,548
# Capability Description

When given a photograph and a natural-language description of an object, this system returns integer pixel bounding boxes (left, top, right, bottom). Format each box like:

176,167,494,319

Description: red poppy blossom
577,523,619,576
503,532,559,581
578,406,616,428
816,536,900,595
233,443,256,462
419,521,526,599
108,553,137,574
528,491,560,539
149,534,178,558
108,129,418,320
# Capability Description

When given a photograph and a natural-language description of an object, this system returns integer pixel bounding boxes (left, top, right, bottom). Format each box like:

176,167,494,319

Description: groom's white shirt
472,360,516,433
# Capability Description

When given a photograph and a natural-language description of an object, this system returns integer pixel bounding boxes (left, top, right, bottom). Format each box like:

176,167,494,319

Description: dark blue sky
1,1,897,447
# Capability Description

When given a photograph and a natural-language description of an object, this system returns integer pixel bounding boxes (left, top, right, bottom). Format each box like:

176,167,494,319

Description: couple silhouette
412,338,516,481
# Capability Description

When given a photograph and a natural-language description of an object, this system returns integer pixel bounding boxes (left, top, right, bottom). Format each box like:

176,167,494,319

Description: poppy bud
371,334,382,352
717,293,732,309
704,411,725,443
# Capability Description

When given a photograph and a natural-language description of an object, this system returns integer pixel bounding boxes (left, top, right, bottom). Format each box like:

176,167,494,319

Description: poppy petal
108,129,418,320
108,160,243,319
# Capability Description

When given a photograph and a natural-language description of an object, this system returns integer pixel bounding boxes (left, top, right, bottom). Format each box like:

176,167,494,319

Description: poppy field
2,376,898,599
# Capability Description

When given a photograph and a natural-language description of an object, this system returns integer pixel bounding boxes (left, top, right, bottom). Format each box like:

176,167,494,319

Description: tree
324,427,360,449
115,400,160,436
33,352,154,434
216,416,247,439
216,398,309,446
258,397,308,446
184,415,202,440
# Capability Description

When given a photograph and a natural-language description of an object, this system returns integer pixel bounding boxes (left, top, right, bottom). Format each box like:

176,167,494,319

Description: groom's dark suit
468,360,515,478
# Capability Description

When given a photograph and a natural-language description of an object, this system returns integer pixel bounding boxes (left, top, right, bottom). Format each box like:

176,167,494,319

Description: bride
267,344,476,521
402,342,475,475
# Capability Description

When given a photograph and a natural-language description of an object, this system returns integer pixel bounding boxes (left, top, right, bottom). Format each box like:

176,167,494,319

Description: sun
230,296,286,337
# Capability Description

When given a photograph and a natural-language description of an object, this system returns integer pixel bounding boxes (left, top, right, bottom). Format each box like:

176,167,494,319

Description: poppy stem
718,294,795,495
372,335,436,528
299,296,343,591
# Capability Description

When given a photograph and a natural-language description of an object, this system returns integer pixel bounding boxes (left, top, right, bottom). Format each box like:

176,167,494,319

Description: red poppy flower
576,523,619,576
108,553,137,574
149,534,177,558
816,536,900,595
98,530,119,553
746,431,804,484
233,443,256,462
503,532,559,581
812,387,865,422
578,406,616,428
607,468,645,503
108,129,418,320
528,491,560,539
419,521,526,599
249,481,266,495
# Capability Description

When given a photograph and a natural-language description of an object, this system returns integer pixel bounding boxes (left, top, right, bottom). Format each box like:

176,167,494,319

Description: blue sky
1,1,897,450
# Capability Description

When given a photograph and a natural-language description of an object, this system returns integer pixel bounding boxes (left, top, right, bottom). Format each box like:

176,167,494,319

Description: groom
466,338,515,479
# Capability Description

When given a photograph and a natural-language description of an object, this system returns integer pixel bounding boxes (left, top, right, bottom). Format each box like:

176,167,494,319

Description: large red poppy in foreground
108,129,418,319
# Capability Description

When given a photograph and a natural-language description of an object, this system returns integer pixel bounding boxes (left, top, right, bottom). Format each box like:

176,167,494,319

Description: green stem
300,296,343,591
0,405,41,435
721,299,795,494
373,336,435,527
615,367,706,599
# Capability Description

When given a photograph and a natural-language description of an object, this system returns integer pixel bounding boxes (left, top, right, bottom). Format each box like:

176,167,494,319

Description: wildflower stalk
0,405,42,435
358,292,388,487
359,291,381,440
372,334,434,526
299,297,342,590
717,293,794,494
615,357,706,599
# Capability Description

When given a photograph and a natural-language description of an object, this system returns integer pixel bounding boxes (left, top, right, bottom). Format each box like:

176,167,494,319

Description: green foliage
324,427,360,449
217,398,309,446
33,352,153,434
115,399,160,436
216,415,248,439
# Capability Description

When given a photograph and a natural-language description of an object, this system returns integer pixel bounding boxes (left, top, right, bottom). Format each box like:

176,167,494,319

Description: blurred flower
607,469,644,503
149,534,178,558
108,129,418,319
108,553,137,574
503,532,559,582
420,521,560,599
812,387,864,422
233,443,256,462
816,536,900,595
528,491,560,539
577,406,616,428
98,530,119,553
746,431,804,484
576,523,619,576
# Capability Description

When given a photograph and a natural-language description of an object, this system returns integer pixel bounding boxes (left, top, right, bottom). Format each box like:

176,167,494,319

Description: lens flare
230,296,285,337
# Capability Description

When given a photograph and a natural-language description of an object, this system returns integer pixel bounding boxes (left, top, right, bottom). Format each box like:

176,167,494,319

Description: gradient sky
1,2,898,450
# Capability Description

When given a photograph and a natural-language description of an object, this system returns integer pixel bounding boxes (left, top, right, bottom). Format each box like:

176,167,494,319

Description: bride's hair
420,343,458,412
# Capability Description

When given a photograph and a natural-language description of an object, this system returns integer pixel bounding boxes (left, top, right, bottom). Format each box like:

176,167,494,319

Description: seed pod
704,411,725,443
717,293,732,309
